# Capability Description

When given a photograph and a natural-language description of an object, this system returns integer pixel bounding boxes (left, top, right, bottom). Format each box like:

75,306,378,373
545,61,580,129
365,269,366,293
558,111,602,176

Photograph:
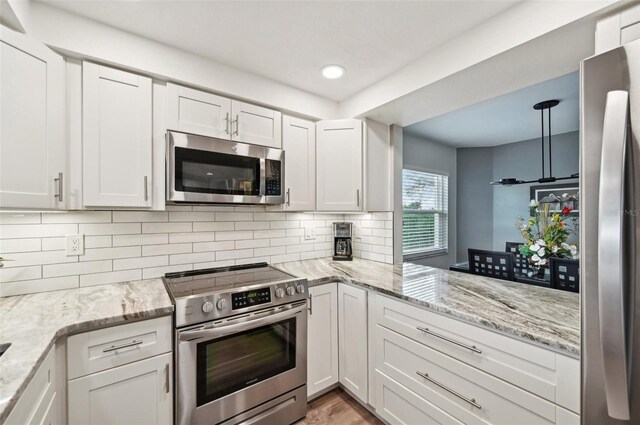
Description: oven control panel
231,287,272,310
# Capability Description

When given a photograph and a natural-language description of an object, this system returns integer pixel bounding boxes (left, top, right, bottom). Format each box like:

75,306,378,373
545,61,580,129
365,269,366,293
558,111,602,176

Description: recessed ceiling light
321,64,345,79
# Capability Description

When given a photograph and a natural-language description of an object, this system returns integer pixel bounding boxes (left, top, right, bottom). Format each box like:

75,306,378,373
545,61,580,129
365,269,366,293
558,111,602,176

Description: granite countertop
0,279,173,423
273,258,580,357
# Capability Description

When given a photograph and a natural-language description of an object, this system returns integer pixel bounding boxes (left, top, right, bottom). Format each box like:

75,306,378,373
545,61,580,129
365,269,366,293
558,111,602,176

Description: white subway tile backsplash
192,221,235,232
216,248,254,261
215,231,254,241
169,211,215,222
80,269,142,287
0,238,41,253
42,211,111,223
80,223,140,236
169,232,215,244
113,255,168,271
0,209,393,296
142,222,192,234
1,224,77,239
113,211,168,223
142,243,192,256
112,233,168,247
80,246,141,262
0,266,42,282
43,260,112,278
193,241,235,252
0,276,78,297
0,213,41,224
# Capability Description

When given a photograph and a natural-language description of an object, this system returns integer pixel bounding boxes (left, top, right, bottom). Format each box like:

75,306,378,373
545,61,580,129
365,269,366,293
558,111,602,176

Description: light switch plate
65,234,84,256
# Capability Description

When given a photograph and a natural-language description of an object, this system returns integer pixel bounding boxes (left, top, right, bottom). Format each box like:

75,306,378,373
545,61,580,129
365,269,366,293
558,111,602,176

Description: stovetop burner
163,262,307,328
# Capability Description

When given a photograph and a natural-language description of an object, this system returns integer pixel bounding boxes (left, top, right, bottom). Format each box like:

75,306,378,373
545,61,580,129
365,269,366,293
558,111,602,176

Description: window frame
401,166,449,260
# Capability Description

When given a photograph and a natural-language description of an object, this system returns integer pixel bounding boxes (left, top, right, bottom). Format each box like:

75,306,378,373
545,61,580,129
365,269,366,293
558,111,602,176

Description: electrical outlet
66,234,84,256
304,226,315,240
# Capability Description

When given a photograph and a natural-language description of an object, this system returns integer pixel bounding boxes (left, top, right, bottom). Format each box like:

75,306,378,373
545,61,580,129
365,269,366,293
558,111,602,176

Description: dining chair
549,258,580,293
468,249,515,281
505,242,534,276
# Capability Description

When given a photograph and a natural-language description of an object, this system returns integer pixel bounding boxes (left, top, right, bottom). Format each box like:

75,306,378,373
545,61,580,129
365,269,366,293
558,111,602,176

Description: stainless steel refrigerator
581,38,640,424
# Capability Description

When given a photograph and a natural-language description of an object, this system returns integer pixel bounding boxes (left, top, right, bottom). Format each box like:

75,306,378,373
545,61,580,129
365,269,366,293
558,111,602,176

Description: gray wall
456,131,579,261
402,132,457,269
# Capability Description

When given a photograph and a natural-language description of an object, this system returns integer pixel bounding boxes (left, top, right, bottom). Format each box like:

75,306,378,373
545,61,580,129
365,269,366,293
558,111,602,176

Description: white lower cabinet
67,317,173,425
307,283,338,397
68,353,172,425
338,283,368,403
5,346,58,425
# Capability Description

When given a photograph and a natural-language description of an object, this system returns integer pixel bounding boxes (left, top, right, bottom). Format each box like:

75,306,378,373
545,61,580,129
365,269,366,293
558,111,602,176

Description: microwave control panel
231,287,272,310
265,160,281,196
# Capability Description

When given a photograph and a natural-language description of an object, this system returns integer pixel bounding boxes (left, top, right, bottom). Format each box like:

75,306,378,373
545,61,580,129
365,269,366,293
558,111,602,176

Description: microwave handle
259,158,266,197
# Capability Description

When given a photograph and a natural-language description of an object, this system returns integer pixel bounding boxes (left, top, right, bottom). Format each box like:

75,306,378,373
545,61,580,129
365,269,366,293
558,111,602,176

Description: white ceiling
403,71,580,148
39,0,521,102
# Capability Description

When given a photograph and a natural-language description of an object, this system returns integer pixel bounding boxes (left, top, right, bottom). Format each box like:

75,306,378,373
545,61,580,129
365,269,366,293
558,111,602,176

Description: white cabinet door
231,100,282,148
0,26,65,210
307,282,338,398
166,83,232,139
83,62,152,208
68,353,172,425
338,283,368,403
283,115,315,211
316,119,363,211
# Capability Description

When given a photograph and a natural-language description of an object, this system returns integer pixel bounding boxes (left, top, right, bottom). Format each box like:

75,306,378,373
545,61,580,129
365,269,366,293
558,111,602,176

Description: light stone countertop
0,279,173,424
273,257,580,358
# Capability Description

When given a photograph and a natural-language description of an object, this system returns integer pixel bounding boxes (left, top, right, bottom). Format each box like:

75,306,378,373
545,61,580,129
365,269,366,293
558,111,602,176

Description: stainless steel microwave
166,131,284,205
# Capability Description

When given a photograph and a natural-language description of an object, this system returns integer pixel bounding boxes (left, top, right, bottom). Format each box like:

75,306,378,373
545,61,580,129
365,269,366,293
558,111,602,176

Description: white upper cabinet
0,26,66,210
165,83,282,148
82,62,152,208
282,115,315,211
166,83,232,139
596,3,640,53
231,100,282,148
316,119,363,211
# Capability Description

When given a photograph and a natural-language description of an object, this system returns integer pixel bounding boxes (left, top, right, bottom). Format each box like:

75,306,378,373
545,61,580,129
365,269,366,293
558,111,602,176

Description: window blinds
402,169,448,256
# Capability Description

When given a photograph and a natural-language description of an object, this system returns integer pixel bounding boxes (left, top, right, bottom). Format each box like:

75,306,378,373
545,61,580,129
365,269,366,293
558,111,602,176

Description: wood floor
296,389,384,425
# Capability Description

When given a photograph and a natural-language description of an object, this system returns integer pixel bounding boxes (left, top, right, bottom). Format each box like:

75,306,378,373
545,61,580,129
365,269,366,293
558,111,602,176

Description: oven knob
286,286,295,296
296,284,305,294
275,288,285,298
216,298,227,311
202,301,214,313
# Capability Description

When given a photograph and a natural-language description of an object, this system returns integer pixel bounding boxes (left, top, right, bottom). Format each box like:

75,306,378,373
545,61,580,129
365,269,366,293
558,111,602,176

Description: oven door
176,303,307,425
166,131,284,205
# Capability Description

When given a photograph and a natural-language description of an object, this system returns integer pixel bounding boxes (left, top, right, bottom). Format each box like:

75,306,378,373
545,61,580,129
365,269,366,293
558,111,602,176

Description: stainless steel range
163,263,308,425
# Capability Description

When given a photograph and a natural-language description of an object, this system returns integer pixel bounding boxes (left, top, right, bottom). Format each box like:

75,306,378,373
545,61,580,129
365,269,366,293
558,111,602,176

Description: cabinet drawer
375,295,579,410
375,325,556,424
6,346,56,425
374,369,463,425
68,316,172,379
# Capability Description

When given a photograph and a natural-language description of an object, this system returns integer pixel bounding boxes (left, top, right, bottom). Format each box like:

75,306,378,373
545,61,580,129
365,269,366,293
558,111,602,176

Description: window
402,168,448,258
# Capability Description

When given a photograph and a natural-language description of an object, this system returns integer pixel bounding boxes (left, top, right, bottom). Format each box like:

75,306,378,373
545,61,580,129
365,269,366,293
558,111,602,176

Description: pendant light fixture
490,99,579,186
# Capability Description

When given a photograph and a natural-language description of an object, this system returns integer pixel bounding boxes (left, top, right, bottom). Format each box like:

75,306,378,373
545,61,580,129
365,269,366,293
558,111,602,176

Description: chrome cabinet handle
0,257,14,268
233,114,239,136
54,172,63,202
598,90,631,420
417,326,481,354
356,189,360,207
144,176,149,201
416,371,481,409
103,339,144,353
286,188,291,206
308,294,313,315
164,363,170,394
225,112,230,134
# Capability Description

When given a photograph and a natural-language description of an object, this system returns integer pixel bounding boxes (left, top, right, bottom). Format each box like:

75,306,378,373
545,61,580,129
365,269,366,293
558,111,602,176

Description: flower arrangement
516,198,578,268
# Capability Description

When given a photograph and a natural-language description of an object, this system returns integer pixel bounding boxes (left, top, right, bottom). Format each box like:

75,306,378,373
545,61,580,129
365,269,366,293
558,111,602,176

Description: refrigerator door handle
597,90,631,420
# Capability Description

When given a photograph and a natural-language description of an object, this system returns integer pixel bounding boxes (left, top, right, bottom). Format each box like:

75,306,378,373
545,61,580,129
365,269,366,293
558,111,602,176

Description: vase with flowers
516,199,579,278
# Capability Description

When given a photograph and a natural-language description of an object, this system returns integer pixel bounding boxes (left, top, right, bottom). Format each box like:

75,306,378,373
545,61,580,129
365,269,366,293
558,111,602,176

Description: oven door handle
178,303,306,343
